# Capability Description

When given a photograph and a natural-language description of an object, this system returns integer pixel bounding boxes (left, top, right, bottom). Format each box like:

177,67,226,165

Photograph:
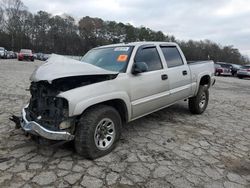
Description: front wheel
188,85,209,114
74,105,122,159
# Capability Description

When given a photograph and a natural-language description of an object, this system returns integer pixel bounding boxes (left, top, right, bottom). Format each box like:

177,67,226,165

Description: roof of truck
95,41,177,49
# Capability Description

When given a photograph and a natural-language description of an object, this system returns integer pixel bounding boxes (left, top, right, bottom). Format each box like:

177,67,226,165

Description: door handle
161,74,168,80
182,70,188,75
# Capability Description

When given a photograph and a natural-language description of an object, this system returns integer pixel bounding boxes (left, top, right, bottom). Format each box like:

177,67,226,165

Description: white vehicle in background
19,42,215,159
237,65,250,79
6,51,16,59
0,47,7,59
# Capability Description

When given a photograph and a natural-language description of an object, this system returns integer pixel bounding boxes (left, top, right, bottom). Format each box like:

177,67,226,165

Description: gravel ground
0,59,249,188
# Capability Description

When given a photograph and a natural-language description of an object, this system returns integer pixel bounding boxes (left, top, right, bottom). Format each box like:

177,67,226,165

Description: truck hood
30,54,118,83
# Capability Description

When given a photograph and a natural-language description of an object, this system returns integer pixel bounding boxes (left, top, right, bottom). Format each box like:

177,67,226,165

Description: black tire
238,76,243,79
74,105,122,159
188,85,209,114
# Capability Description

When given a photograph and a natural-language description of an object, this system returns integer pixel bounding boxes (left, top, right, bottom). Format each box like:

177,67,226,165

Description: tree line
0,0,249,64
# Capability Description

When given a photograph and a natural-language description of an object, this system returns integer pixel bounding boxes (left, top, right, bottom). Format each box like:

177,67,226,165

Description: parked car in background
35,53,43,60
0,47,7,59
214,63,232,76
36,53,50,61
42,54,50,61
18,49,34,61
237,65,250,79
33,53,37,59
214,63,222,75
6,51,11,59
230,64,242,76
7,51,16,59
10,51,16,58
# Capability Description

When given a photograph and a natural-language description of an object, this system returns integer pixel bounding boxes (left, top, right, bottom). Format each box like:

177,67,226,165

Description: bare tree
0,7,4,31
1,0,27,49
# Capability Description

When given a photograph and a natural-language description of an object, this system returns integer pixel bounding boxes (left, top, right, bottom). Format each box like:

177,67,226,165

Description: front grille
27,82,68,131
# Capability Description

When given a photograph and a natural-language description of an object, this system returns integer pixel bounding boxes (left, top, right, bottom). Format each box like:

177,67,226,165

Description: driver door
129,46,170,119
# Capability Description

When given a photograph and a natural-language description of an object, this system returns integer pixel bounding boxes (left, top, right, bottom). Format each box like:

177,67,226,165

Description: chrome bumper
21,106,74,141
237,72,250,76
220,72,232,76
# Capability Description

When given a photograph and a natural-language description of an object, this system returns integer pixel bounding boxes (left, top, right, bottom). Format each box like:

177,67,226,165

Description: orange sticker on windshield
117,55,128,62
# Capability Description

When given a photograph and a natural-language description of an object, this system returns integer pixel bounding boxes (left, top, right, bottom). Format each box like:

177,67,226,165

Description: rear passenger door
160,45,192,101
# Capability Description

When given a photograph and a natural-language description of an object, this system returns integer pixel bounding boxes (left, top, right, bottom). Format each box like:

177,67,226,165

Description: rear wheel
74,105,122,159
189,85,209,114
238,76,243,79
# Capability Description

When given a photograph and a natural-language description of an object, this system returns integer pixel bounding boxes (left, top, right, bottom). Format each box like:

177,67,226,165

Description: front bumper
237,72,250,77
20,106,74,141
220,72,232,76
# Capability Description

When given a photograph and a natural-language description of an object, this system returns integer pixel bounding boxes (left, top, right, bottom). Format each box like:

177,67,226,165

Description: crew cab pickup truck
19,42,215,159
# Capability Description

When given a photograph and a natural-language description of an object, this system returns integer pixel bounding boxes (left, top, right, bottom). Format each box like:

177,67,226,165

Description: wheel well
200,75,210,87
81,99,128,124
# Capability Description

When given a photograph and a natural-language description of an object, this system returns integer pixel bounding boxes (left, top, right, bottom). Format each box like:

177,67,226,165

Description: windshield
81,46,133,72
0,47,4,51
220,64,232,68
20,49,32,53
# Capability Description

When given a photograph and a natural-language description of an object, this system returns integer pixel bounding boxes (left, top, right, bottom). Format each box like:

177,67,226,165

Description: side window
161,46,183,68
135,47,163,72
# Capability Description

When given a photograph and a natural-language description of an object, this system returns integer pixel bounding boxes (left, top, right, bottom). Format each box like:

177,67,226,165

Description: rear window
160,46,183,68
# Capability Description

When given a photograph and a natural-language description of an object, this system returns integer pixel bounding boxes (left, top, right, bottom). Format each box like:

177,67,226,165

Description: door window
161,46,183,68
135,47,163,72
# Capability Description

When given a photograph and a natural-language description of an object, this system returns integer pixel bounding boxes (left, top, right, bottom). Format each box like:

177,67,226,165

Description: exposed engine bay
26,74,117,131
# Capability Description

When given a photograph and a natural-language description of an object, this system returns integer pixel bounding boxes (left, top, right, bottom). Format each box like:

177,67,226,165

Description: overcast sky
23,0,250,57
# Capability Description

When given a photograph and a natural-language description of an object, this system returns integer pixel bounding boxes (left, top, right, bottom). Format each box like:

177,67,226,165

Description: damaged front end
21,80,74,141
19,54,118,141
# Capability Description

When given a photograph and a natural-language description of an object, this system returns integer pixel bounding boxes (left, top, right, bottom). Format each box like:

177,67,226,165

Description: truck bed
188,60,215,95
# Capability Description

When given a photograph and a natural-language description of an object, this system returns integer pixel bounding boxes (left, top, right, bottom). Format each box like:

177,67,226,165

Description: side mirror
132,62,148,74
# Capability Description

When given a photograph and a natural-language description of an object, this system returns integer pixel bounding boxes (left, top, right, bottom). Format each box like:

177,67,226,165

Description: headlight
59,120,72,130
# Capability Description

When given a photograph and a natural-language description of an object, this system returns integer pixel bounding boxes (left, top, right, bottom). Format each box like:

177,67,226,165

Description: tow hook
9,115,21,129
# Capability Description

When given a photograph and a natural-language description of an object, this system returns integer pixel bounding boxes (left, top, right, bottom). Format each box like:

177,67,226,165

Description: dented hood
30,54,118,83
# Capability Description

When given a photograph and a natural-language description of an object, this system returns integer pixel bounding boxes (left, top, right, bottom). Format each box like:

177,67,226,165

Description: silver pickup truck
20,42,215,159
